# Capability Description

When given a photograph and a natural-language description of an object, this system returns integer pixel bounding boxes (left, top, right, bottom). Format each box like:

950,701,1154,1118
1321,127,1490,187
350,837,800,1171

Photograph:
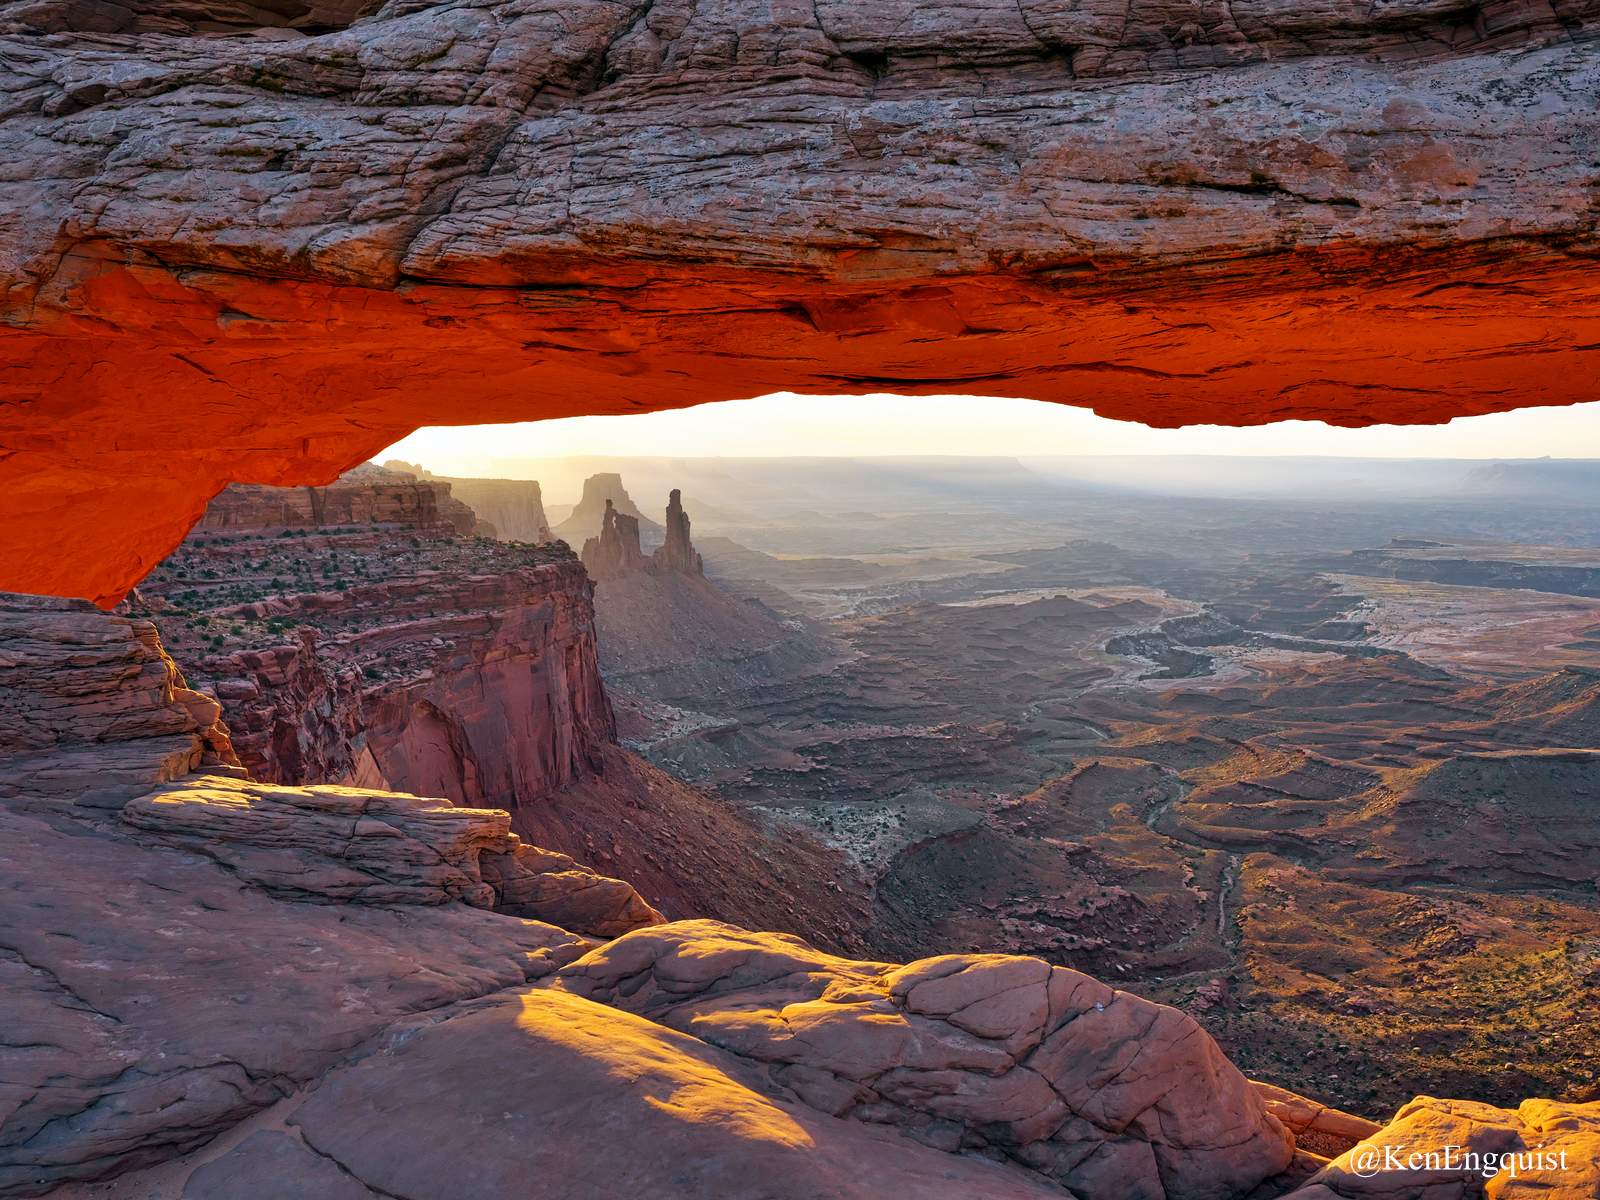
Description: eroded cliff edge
2,0,1599,602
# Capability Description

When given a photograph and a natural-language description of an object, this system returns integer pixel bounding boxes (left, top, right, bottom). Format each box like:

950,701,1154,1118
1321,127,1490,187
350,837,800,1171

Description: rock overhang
2,0,1597,604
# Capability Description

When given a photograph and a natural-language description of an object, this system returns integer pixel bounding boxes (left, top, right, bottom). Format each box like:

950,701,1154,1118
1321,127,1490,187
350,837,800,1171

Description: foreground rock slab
123,773,664,937
553,920,1296,1198
182,988,1072,1200
0,796,591,1195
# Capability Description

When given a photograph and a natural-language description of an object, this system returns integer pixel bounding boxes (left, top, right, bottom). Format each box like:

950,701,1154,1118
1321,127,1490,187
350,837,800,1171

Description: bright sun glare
381,392,1600,474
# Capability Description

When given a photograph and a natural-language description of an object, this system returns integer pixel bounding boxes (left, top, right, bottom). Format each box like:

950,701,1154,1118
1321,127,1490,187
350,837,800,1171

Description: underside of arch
2,0,1597,603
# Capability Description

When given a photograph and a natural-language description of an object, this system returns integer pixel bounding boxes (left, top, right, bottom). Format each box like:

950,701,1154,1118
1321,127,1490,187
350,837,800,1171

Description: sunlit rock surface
122,773,664,936
0,596,241,808
553,920,1296,1199
2,0,1599,601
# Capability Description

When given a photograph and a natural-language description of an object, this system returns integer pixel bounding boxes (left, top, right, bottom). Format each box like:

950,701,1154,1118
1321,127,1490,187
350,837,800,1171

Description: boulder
552,920,1297,1198
1281,1096,1600,1199
122,772,664,936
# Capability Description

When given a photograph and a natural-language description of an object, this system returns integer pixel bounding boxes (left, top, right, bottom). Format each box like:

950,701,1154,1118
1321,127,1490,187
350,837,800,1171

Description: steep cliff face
157,554,615,811
131,484,873,949
1,1,1599,603
384,460,553,544
202,464,489,538
137,491,616,813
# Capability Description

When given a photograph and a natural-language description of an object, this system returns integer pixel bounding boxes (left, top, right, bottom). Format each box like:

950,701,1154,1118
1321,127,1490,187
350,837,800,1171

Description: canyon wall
384,460,554,544
139,480,614,812
159,555,615,811
201,464,489,538
4,0,1598,602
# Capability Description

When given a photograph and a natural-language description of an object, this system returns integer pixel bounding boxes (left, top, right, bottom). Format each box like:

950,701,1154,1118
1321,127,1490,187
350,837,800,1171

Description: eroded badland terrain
1,451,1597,1198
551,456,1600,1116
113,457,1600,1099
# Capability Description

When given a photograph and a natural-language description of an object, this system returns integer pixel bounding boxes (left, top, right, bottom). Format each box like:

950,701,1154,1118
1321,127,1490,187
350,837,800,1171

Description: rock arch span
2,0,1597,603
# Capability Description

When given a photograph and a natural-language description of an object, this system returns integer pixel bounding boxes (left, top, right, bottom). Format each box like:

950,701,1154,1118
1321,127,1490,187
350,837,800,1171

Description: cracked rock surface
2,0,1599,602
551,919,1296,1198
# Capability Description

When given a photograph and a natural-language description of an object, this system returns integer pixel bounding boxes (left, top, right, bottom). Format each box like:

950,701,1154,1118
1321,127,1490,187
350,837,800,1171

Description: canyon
124,472,873,952
1,0,1598,1188
3,0,1600,602
563,457,1600,1123
0,461,1595,1199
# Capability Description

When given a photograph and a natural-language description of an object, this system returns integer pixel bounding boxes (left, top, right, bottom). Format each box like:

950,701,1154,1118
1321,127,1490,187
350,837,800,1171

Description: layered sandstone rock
583,486,704,580
385,461,554,544
2,2,1600,603
201,464,489,538
0,774,596,1195
121,773,663,936
136,535,616,812
132,488,874,949
653,488,705,577
0,595,240,808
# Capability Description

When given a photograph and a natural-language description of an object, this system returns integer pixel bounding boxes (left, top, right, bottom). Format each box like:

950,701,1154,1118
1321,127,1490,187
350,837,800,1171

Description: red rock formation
652,488,705,577
5,0,1596,604
579,498,648,581
0,595,241,808
582,486,704,579
123,772,663,937
555,921,1296,1199
201,464,489,538
385,461,553,543
201,559,609,811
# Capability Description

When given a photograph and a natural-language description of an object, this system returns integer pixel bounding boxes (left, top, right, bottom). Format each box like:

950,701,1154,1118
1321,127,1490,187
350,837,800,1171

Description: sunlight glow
380,393,1600,475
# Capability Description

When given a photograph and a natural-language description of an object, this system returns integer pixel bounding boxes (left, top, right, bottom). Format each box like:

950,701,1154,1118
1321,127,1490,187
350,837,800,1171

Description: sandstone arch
2,0,1597,603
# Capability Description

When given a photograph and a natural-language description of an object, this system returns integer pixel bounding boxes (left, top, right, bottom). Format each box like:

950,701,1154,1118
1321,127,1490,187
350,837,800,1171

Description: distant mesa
555,473,663,546
202,463,493,539
383,460,553,544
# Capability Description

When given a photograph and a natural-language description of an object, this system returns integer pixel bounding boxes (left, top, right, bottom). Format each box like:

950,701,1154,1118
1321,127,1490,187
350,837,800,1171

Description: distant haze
381,392,1600,471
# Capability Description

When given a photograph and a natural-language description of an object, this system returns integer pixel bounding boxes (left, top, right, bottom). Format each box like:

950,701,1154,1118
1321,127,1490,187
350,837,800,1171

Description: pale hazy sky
381,393,1600,473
